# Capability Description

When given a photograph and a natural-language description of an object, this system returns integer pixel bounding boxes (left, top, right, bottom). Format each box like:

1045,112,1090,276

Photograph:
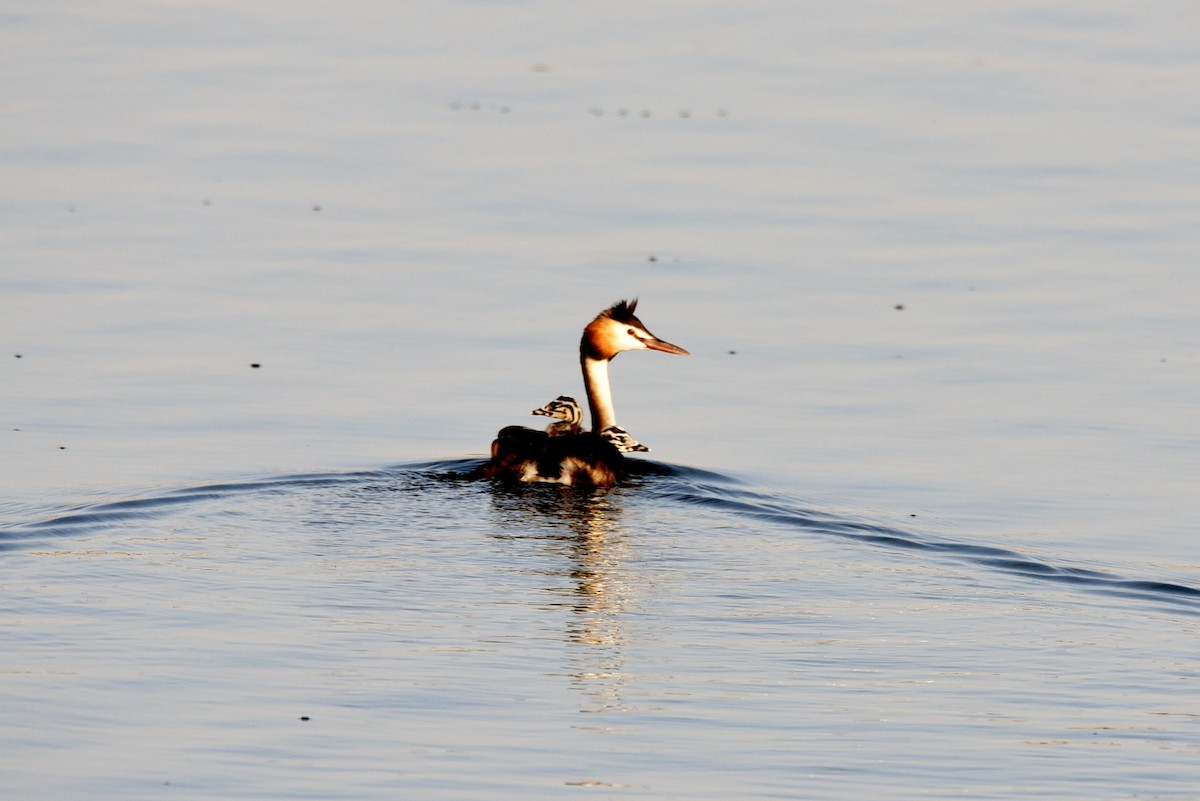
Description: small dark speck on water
648,255,657,262
250,363,261,369
728,350,737,355
300,716,310,722
312,205,321,212
58,446,66,450
895,303,905,310
14,354,21,358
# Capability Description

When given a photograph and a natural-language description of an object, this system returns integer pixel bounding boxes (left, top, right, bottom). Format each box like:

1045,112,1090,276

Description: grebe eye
627,328,637,336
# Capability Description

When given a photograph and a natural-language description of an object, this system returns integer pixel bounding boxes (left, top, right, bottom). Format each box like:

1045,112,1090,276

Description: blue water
4,1,1200,797
3,463,1199,798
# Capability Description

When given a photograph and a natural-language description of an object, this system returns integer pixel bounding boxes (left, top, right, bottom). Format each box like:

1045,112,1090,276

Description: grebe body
483,299,687,486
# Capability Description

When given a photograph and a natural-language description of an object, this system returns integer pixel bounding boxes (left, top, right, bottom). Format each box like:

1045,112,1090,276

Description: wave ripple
4,458,1197,614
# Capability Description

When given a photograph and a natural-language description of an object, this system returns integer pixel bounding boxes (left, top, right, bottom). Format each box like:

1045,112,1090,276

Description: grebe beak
643,337,689,356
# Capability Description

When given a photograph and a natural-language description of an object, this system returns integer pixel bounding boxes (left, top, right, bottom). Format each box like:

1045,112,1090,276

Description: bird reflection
487,484,639,713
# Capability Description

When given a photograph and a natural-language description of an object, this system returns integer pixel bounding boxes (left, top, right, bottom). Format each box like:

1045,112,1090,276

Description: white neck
581,355,616,432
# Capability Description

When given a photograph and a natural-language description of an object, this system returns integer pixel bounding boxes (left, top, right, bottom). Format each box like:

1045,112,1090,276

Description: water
4,1,1200,798
3,463,1198,798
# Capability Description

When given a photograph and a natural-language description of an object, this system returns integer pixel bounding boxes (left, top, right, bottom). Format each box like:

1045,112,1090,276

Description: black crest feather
601,298,639,324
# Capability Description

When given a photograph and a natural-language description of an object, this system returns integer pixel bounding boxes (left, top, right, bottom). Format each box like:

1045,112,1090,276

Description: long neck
581,353,616,432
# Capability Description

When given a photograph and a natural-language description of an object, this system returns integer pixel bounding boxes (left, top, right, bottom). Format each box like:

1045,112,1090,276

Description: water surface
3,1,1199,798
3,462,1199,799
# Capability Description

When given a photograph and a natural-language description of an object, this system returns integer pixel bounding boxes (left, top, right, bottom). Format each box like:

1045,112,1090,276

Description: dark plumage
484,427,623,486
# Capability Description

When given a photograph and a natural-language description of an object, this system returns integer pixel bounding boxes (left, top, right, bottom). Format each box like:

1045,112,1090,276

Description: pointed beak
643,337,689,356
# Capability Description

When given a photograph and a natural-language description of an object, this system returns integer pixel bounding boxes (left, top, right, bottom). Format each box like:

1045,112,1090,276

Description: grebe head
582,298,690,361
531,395,583,425
600,425,650,453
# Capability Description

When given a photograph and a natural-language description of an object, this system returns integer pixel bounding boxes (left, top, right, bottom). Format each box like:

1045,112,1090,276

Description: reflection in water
487,484,638,714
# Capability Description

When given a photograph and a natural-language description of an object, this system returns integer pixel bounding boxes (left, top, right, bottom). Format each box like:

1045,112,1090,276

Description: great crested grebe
483,299,688,486
532,395,584,436
598,424,650,453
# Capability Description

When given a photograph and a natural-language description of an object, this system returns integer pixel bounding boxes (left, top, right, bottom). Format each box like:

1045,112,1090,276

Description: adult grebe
483,299,688,486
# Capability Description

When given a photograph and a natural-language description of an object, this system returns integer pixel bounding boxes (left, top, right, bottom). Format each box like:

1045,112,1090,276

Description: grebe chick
534,396,648,451
600,425,650,453
483,299,687,486
532,395,583,436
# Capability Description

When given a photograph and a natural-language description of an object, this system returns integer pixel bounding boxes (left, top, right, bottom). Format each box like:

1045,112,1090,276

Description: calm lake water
3,2,1199,798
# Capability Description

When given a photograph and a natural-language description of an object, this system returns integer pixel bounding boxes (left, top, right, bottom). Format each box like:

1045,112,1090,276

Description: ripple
645,471,1200,613
4,457,1197,614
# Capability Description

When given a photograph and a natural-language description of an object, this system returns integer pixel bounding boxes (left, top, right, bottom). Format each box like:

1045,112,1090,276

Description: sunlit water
3,461,1199,799
4,1,1200,798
